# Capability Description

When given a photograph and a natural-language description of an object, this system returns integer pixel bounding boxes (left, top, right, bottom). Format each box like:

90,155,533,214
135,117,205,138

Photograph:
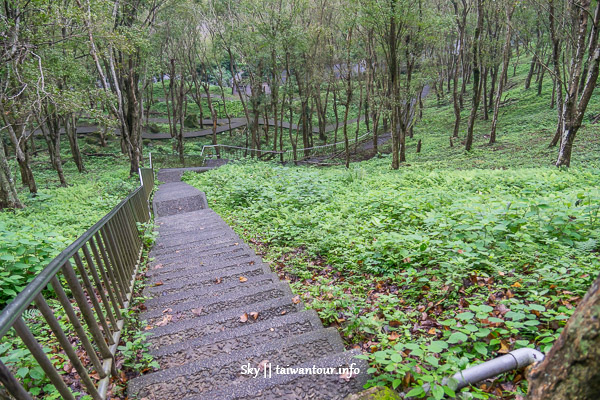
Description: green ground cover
183,62,600,398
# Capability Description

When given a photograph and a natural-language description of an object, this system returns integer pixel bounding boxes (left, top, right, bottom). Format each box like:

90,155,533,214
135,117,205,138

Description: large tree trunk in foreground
527,273,600,399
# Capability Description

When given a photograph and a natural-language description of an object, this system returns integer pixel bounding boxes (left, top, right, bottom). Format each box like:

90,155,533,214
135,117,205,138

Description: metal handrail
200,130,373,162
0,166,154,400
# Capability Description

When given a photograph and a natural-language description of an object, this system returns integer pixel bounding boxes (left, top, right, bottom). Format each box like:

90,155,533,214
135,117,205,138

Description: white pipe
422,348,544,393
448,348,544,390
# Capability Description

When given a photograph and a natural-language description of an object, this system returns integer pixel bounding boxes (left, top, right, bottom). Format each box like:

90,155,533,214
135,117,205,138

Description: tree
555,0,600,166
527,272,600,399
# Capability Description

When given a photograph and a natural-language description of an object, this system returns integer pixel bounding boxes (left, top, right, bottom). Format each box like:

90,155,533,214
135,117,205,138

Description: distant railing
201,130,373,163
0,167,154,399
149,152,205,169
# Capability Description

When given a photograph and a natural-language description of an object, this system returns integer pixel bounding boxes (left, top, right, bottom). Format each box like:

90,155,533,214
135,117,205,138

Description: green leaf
432,384,444,400
427,341,449,353
406,387,425,397
447,332,468,344
456,312,474,321
474,342,488,356
16,367,29,378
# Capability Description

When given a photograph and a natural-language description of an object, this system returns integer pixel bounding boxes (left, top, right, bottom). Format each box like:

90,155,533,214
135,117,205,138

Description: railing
0,167,154,399
200,130,374,163
149,152,205,169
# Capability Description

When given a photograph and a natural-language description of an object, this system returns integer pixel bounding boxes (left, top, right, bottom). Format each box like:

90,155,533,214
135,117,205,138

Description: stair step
149,242,254,265
146,252,263,278
145,257,265,290
150,241,253,268
141,282,293,324
156,208,222,224
144,297,304,350
197,350,369,400
150,231,242,257
144,276,281,314
152,224,233,243
145,258,273,288
150,234,248,258
152,310,325,368
128,328,346,399
157,217,229,235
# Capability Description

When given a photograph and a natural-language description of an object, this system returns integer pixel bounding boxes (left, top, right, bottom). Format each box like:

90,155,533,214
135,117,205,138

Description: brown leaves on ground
155,314,172,327
240,312,259,322
215,277,222,284
239,276,248,282
292,295,301,304
191,308,203,316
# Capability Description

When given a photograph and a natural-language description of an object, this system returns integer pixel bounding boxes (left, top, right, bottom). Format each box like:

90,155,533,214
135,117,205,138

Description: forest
1,0,600,399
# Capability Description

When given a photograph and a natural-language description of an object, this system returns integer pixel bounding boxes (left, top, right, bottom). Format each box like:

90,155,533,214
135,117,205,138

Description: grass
183,60,600,399
0,141,136,307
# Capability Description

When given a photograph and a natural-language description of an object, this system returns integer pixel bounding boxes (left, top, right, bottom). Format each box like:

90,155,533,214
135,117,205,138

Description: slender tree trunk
0,139,22,209
466,0,484,151
490,5,515,144
65,114,85,172
556,0,600,166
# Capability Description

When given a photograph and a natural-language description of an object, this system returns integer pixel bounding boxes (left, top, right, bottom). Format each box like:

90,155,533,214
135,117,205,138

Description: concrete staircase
127,168,368,400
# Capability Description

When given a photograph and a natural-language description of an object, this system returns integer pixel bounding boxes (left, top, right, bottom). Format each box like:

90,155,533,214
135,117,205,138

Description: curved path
127,167,368,399
33,116,364,141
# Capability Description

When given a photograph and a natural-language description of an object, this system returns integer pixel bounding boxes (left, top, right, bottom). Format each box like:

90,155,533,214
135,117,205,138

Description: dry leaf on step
191,308,203,316
250,312,259,320
240,313,248,323
155,315,172,327
239,276,248,282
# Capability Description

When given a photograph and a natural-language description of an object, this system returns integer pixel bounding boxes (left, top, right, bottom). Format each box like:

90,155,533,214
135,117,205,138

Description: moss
344,387,402,400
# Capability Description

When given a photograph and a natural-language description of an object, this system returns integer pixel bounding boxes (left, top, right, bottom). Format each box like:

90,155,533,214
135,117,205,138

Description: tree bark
527,273,600,399
490,4,515,145
465,0,484,151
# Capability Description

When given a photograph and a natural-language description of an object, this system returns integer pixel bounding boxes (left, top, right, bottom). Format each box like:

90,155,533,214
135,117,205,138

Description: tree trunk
465,0,484,152
556,0,600,166
0,140,22,209
490,5,515,145
527,272,600,399
65,114,85,173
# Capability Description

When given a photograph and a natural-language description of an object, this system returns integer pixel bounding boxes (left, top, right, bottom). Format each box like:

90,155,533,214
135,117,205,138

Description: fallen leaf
154,281,164,287
389,320,401,328
388,331,400,341
292,295,301,304
511,281,522,288
339,371,354,381
144,326,153,330
154,264,163,270
498,340,510,354
280,310,287,315
250,312,259,320
239,276,248,282
258,360,269,371
427,328,437,335
191,308,203,316
240,313,248,323
215,278,222,284
162,308,172,314
155,315,172,327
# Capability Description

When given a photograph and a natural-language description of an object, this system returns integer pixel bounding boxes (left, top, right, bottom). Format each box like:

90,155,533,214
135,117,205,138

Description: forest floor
182,63,600,399
2,59,600,398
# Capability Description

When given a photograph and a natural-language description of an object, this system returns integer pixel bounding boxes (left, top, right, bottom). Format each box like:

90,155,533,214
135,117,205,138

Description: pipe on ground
421,348,545,394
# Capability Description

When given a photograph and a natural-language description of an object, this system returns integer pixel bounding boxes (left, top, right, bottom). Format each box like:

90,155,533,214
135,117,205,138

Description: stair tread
128,328,348,399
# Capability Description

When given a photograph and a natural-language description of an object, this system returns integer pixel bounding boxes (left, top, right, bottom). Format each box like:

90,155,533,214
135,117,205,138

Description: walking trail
127,165,368,399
